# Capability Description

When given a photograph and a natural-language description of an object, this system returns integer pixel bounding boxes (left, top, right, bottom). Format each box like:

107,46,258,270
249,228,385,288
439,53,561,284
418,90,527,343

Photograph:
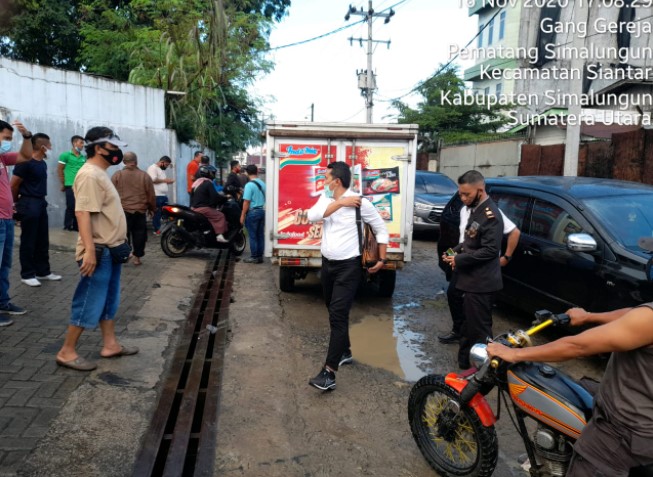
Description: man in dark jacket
442,170,503,369
190,165,228,243
225,160,243,200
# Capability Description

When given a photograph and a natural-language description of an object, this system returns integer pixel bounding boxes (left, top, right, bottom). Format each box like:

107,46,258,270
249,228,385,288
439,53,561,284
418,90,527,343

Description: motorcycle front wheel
408,375,498,477
161,228,189,258
230,229,246,256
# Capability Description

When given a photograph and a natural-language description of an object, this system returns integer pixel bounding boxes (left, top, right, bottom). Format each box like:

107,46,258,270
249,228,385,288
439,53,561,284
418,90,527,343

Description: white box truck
264,122,418,297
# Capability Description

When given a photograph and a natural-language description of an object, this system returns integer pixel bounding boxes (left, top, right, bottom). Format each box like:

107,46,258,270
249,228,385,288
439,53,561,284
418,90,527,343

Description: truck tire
378,270,396,297
279,267,295,292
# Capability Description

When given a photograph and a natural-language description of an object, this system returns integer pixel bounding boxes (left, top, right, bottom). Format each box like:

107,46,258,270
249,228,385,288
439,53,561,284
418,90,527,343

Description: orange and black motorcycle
408,310,653,477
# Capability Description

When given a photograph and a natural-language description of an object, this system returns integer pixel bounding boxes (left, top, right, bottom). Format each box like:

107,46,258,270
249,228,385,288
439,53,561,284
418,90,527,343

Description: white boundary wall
439,139,523,180
0,58,208,225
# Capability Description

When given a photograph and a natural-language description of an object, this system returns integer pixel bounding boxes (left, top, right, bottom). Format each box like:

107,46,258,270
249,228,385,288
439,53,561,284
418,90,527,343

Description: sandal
100,345,139,359
56,356,97,371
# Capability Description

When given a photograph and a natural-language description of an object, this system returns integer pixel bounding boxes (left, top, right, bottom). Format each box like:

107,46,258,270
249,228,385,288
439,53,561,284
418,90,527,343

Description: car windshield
582,194,653,250
416,173,457,195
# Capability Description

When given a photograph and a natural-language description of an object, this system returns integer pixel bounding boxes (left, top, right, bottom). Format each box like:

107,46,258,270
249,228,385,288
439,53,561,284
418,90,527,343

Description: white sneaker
36,273,62,281
21,278,41,287
216,234,228,243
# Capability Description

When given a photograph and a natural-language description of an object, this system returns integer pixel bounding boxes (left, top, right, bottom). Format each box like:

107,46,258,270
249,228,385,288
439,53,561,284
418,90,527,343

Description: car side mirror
566,233,597,253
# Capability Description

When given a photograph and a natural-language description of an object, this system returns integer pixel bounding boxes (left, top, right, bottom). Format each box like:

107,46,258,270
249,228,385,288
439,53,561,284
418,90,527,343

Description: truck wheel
279,267,295,292
378,270,396,297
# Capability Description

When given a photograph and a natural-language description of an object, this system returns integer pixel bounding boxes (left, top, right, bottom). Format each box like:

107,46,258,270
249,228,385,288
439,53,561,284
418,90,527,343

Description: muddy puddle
350,301,432,381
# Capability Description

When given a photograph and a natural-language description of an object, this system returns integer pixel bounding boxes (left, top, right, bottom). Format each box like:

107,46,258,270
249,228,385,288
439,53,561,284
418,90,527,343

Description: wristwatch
22,132,32,139
503,255,512,262
379,258,388,264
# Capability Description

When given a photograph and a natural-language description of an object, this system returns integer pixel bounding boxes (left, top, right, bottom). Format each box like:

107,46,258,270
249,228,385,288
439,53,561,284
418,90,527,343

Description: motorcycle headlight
470,343,490,369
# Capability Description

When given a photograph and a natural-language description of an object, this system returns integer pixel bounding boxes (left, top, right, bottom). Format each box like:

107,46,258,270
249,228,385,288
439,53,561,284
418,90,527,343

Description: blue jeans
70,247,122,329
0,219,14,307
245,208,265,258
153,195,168,232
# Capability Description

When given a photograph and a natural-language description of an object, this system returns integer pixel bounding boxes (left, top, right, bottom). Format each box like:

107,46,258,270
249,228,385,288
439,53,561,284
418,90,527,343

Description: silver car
413,171,457,233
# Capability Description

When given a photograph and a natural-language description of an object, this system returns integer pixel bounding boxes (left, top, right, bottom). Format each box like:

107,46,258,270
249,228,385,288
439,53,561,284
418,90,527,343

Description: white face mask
0,140,11,154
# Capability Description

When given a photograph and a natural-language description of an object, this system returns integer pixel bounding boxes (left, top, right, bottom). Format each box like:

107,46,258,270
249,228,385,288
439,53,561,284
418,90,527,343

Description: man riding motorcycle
488,303,653,477
190,165,228,243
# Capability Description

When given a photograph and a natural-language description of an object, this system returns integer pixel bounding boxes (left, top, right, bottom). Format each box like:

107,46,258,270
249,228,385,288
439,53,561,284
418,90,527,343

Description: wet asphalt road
275,233,606,476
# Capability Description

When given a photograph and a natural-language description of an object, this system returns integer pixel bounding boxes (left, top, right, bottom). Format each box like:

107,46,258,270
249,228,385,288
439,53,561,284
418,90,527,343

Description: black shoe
243,257,260,263
339,351,353,367
438,331,461,344
308,368,336,391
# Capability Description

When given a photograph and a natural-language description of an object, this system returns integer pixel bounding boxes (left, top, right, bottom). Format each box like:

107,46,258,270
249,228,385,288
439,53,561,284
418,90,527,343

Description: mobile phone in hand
445,248,456,256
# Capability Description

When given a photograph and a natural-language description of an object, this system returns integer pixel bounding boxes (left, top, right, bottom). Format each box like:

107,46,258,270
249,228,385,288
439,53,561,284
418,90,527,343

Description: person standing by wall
11,133,62,287
306,161,389,391
240,164,266,263
111,152,156,266
57,135,86,231
442,170,503,370
0,119,33,325
186,151,202,199
55,126,136,371
225,160,243,200
146,155,174,235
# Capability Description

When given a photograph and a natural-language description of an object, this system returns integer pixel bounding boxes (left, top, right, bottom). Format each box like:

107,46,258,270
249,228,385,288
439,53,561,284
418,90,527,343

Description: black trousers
457,291,494,368
17,197,51,279
321,256,362,371
125,211,147,258
447,270,465,335
64,186,77,230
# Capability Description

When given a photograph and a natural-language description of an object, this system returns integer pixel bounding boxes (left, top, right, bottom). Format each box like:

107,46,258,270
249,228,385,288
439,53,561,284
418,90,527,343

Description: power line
266,0,409,51
379,6,504,103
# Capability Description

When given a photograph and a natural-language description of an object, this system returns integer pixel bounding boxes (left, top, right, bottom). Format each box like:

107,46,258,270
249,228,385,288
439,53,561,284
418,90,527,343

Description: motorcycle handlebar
490,311,570,369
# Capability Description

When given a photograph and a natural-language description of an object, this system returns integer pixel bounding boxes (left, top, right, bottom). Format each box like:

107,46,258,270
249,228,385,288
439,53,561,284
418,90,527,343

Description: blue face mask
324,183,335,199
0,140,11,154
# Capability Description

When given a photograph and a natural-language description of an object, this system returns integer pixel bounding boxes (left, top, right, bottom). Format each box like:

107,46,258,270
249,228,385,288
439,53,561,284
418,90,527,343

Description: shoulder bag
355,203,379,268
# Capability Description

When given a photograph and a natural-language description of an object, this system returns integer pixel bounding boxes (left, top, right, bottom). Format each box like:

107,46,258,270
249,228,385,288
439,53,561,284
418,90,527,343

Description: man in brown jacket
111,152,155,265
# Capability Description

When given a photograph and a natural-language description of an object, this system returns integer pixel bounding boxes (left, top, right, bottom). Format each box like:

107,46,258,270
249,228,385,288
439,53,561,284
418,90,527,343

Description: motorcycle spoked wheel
408,375,498,477
161,228,189,258
230,229,246,256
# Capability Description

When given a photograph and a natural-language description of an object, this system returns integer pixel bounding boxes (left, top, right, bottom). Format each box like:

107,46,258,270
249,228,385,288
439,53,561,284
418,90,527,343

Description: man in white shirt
307,161,389,391
146,156,174,234
438,199,521,345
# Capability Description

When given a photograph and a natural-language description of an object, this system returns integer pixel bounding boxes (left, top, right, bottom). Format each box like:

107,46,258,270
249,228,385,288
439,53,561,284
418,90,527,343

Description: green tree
0,0,82,69
392,65,510,148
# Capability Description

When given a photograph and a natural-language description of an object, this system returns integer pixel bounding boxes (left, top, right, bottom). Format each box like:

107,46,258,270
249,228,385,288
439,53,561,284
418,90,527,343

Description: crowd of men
0,121,178,334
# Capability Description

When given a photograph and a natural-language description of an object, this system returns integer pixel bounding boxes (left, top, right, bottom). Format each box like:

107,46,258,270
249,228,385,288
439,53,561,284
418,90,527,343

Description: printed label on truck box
277,144,335,246
275,143,405,251
349,146,404,250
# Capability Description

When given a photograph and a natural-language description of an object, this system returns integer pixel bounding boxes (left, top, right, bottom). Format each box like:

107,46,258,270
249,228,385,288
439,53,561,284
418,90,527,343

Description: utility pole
310,103,314,122
563,0,589,176
345,1,394,123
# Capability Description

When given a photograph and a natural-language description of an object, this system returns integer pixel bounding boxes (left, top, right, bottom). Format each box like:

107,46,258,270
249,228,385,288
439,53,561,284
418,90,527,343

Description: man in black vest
443,170,503,370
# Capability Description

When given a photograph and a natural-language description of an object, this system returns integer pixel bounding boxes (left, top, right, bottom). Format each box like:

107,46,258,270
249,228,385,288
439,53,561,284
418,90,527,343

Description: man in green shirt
57,135,86,231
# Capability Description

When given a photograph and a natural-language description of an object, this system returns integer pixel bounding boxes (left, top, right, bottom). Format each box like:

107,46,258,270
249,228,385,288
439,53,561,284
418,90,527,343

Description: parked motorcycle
159,200,246,258
408,310,653,477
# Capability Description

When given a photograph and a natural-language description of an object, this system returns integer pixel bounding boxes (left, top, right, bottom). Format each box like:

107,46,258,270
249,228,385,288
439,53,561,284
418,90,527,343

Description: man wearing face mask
306,161,389,391
55,126,136,371
442,170,503,370
57,135,86,231
146,155,174,234
0,119,33,324
11,133,62,287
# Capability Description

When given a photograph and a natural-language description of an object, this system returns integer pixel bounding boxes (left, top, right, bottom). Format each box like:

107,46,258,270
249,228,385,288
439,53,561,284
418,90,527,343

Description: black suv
439,176,653,313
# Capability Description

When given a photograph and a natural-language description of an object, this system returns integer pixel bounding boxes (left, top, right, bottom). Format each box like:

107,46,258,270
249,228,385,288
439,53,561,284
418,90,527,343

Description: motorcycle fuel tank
507,362,594,439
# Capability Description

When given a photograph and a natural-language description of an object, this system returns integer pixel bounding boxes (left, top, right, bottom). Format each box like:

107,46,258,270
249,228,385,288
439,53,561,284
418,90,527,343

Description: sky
252,0,477,125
